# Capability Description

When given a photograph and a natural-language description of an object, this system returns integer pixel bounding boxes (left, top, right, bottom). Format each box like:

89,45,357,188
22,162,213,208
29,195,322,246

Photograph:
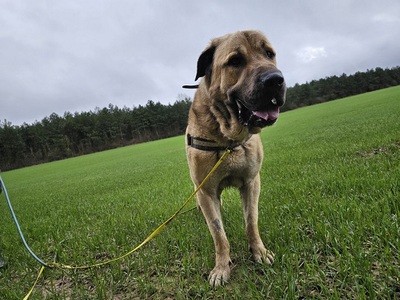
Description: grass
1,86,399,299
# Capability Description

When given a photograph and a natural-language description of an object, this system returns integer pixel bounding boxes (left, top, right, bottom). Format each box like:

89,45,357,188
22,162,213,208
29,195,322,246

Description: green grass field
1,86,399,299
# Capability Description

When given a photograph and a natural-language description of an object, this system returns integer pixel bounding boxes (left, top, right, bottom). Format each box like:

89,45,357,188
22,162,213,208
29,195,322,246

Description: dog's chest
219,148,262,185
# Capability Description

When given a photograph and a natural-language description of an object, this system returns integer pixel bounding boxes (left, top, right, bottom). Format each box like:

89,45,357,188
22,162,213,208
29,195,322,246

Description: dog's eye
265,50,275,59
227,54,245,68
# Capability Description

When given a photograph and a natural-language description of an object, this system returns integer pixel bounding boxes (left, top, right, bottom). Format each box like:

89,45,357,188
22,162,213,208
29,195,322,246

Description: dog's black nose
260,70,285,88
257,70,286,106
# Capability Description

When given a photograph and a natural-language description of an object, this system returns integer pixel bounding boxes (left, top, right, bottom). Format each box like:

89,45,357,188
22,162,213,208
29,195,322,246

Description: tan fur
186,30,285,286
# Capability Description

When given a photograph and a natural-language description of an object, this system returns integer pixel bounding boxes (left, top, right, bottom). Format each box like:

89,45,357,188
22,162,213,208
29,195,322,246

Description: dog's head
195,30,286,132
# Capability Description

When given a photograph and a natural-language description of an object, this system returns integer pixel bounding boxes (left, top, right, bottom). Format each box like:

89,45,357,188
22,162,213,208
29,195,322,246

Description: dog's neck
186,134,244,152
187,84,253,147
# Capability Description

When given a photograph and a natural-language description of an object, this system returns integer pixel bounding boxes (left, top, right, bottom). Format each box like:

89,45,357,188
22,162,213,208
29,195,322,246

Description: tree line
1,66,400,171
0,98,192,170
283,66,400,111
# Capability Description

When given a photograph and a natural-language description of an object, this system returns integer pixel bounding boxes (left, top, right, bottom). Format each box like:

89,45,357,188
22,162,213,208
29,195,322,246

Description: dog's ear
195,45,216,81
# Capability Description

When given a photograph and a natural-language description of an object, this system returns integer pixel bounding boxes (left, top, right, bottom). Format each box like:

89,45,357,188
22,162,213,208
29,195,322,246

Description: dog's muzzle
235,70,286,128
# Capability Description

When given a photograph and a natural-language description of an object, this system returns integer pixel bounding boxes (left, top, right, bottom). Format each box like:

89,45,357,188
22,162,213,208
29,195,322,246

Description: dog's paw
208,264,231,287
261,249,275,265
251,244,275,265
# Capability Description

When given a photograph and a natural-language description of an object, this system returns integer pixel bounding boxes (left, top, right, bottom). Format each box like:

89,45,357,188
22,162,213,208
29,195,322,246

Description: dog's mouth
236,99,280,128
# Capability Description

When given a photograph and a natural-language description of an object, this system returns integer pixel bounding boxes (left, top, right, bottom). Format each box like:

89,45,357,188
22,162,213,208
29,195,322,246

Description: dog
185,30,286,286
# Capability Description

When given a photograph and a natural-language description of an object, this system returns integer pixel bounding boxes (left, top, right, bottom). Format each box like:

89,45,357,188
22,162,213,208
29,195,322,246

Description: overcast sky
1,0,399,125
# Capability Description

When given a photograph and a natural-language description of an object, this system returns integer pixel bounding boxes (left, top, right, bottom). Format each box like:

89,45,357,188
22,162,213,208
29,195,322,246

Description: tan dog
185,30,286,286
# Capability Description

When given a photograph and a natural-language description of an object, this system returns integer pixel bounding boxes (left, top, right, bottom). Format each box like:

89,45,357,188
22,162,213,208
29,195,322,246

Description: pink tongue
253,107,279,121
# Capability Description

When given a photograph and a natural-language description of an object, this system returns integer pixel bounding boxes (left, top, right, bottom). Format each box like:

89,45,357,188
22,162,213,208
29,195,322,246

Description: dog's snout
257,70,286,107
260,70,285,88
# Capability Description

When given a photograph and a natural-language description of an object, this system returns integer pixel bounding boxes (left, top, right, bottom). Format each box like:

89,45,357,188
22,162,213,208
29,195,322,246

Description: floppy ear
195,45,216,81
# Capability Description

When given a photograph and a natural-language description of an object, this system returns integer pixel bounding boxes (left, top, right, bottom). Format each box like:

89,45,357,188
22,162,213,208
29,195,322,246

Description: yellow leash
23,148,231,299
23,266,45,300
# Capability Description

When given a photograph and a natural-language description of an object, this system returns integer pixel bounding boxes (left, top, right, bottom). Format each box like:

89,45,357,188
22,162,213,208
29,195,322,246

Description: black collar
187,134,241,151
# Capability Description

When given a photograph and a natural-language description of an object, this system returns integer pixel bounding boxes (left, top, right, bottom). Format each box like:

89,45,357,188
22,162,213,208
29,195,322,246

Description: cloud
296,47,328,63
372,13,400,23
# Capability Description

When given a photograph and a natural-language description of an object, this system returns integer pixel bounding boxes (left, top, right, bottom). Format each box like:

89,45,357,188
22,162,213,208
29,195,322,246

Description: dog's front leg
197,190,231,286
240,174,274,264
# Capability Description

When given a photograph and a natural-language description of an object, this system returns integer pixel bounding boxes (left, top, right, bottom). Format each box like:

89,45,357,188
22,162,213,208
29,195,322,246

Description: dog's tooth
271,98,277,105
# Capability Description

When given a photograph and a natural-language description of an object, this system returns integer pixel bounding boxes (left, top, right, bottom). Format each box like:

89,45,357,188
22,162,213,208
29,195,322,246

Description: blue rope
0,175,52,268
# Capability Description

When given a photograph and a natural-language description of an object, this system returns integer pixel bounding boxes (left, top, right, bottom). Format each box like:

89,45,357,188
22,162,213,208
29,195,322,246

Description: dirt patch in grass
357,141,400,158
